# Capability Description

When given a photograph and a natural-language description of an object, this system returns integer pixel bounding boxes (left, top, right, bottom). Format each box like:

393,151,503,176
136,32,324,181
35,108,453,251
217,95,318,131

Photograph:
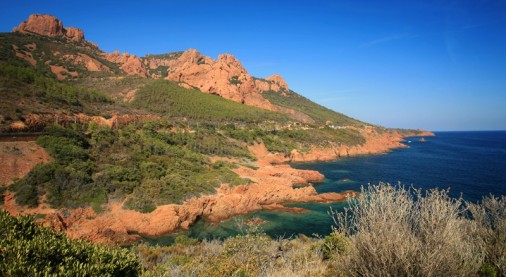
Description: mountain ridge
7,14,357,125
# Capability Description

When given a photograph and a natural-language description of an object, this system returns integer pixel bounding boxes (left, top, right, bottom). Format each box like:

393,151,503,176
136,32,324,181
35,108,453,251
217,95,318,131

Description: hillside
0,14,433,244
1,14,368,127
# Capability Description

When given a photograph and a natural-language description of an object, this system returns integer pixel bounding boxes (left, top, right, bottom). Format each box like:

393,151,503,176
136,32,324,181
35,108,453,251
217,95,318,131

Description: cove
146,131,506,245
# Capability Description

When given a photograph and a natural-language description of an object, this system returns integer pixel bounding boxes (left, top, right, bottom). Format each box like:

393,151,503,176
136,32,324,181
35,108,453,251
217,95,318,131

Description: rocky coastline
1,129,433,244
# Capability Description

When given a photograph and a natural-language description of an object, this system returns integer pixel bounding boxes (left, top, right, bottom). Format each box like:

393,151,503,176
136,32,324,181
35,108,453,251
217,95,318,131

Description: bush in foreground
0,211,140,276
469,195,506,276
331,183,485,277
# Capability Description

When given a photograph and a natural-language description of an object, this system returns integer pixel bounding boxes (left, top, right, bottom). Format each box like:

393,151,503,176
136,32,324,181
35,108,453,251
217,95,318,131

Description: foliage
229,75,242,85
330,183,485,277
0,62,113,105
314,230,350,260
469,195,506,276
0,186,5,205
225,126,365,154
143,51,184,61
0,211,140,276
136,227,328,277
0,32,122,78
262,89,364,126
14,123,250,212
13,163,54,207
131,79,289,124
0,62,114,126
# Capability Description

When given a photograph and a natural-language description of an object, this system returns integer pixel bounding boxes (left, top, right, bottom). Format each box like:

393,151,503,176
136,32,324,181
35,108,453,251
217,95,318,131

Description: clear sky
2,0,506,131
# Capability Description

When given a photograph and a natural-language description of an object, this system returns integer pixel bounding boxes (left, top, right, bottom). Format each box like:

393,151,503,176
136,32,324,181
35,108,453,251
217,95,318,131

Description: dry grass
331,183,484,277
136,183,506,277
469,195,506,276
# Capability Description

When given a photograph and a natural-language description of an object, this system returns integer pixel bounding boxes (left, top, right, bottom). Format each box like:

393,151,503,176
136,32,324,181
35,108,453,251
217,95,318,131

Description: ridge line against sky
2,0,505,131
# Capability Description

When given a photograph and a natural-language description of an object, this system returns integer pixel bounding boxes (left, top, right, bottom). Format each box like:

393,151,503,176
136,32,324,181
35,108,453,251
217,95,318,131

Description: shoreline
1,129,434,244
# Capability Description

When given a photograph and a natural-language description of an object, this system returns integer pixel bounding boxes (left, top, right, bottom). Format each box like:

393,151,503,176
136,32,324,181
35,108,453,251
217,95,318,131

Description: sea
146,131,506,245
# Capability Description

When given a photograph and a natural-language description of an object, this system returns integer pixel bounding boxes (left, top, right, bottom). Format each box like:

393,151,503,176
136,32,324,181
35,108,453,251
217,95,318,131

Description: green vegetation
229,75,242,85
131,79,290,124
135,225,330,276
3,184,506,277
143,51,184,61
263,89,364,126
13,123,250,212
0,211,140,276
224,125,365,154
148,65,169,78
0,32,122,77
71,74,150,106
0,62,114,127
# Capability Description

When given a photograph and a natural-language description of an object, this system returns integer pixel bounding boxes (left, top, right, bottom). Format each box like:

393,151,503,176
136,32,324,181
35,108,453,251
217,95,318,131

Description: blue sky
2,0,506,131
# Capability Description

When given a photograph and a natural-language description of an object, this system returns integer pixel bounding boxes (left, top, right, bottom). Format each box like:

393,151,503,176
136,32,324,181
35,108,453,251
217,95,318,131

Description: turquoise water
147,131,506,245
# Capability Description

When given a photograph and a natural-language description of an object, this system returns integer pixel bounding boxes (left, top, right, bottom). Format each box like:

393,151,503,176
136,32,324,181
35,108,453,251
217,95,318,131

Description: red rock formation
65,27,84,42
158,49,276,110
13,14,85,42
266,74,289,91
13,14,65,37
253,128,436,163
254,74,289,94
103,51,148,77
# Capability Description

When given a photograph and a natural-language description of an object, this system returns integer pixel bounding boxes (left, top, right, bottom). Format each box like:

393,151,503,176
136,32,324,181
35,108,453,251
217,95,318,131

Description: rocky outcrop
251,128,436,163
104,51,148,77
266,74,289,91
154,49,277,110
10,15,310,120
255,74,289,93
12,44,37,66
64,27,84,42
13,14,85,42
141,49,314,121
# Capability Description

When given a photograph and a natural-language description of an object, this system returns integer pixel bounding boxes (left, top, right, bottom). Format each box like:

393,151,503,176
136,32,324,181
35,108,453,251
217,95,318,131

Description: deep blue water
148,131,506,244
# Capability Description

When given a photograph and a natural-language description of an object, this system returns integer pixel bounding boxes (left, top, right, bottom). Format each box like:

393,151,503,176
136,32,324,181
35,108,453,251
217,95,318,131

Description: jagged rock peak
13,14,85,42
266,74,289,91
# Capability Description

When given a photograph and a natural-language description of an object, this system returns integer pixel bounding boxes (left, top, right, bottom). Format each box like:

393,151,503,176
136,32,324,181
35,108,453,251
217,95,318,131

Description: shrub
13,163,55,207
315,230,350,260
331,183,485,277
0,211,140,276
469,195,506,276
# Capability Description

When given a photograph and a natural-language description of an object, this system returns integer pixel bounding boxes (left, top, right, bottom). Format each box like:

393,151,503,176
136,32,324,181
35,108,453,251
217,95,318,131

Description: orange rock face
103,51,148,77
266,74,289,91
158,49,277,110
13,14,65,37
254,73,289,93
13,14,85,42
281,128,434,163
65,27,84,42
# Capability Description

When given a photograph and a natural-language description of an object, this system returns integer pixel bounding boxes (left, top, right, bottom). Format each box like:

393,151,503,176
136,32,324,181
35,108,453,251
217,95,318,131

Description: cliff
8,14,313,120
13,14,85,42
